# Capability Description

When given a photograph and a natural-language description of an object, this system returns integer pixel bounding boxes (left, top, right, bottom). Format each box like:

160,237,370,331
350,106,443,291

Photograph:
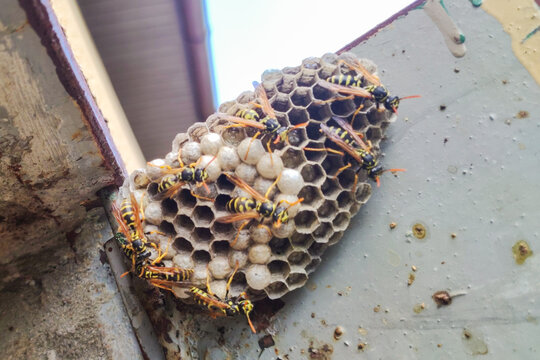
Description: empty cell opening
288,107,309,125
312,83,334,101
282,66,301,75
303,141,326,162
280,148,306,168
146,182,159,198
307,102,331,121
271,94,291,113
296,70,317,87
287,272,308,287
177,189,197,209
267,260,290,278
291,233,314,249
330,98,356,117
211,221,234,237
305,121,324,141
317,200,338,219
332,212,350,231
229,272,247,296
211,240,230,255
308,242,328,257
222,126,246,147
193,206,214,226
193,227,213,242
305,258,321,274
265,281,289,298
337,168,360,189
287,251,310,266
355,183,372,203
161,198,178,217
290,88,312,107
300,163,324,183
297,186,323,207
276,75,295,94
321,155,344,177
174,237,194,254
192,250,211,263
337,191,354,209
214,194,232,212
367,108,385,126
175,214,194,231
158,221,176,235
313,222,332,241
321,178,340,197
294,210,318,231
366,126,383,142
329,231,344,246
269,237,292,256
286,127,307,147
216,174,234,193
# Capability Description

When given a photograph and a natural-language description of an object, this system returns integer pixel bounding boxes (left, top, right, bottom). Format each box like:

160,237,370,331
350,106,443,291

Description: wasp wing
253,81,276,119
215,211,260,224
320,123,364,165
331,116,370,151
225,174,267,202
317,80,373,98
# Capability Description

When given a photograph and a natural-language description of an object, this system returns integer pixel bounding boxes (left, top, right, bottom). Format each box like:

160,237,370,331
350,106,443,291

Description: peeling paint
482,0,540,85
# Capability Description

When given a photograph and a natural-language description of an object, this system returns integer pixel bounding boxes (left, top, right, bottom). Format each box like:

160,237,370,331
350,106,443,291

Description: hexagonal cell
211,240,230,255
337,190,354,209
290,232,314,249
350,202,361,215
301,57,321,70
288,107,309,127
269,237,292,256
286,272,308,289
367,108,387,126
305,121,324,141
302,141,326,162
321,152,344,176
313,222,333,243
332,212,351,232
300,163,324,184
146,182,160,198
321,178,341,198
294,210,319,233
161,198,178,218
307,102,332,122
265,281,289,300
267,260,290,279
305,257,321,274
214,194,232,212
187,122,209,143
295,69,318,87
193,206,214,227
282,66,301,75
173,237,194,254
192,250,211,264
287,251,311,267
286,127,307,148
366,126,383,142
308,242,328,257
216,173,234,194
228,271,247,297
211,221,234,238
276,74,296,94
270,93,291,113
337,168,363,189
280,147,306,169
297,185,324,208
158,220,176,236
355,182,372,203
329,98,357,117
317,200,338,220
328,231,344,246
221,124,246,147
290,87,312,107
193,227,213,243
177,188,197,210
174,214,195,232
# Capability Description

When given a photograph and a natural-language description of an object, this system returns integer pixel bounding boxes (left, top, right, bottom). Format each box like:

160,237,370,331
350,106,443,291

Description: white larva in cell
250,224,272,244
144,202,163,225
235,163,258,185
207,280,228,300
130,169,150,189
277,168,304,196
230,229,251,251
256,153,283,179
200,132,223,156
275,194,301,217
217,146,241,171
146,158,167,180
245,264,272,290
248,244,271,264
192,264,210,283
209,257,232,280
172,254,194,270
253,177,278,200
228,250,248,270
237,138,265,165
164,152,178,166
272,219,295,239
158,238,176,260
198,155,221,182
181,141,202,165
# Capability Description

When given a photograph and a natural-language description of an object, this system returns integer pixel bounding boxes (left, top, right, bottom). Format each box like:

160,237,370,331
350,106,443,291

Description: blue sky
206,0,413,105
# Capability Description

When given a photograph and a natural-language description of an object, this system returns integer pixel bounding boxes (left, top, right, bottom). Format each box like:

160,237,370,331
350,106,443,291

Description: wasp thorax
258,201,275,217
370,85,389,102
194,168,207,182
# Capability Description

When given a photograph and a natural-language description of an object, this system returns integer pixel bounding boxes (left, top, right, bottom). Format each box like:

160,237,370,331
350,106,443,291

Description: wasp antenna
203,155,217,170
399,95,421,100
376,177,381,187
246,314,256,333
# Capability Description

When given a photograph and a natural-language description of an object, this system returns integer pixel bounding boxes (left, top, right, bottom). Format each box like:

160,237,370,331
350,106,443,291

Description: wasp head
194,168,208,183
273,206,289,225
384,96,400,113
273,126,289,144
257,201,275,217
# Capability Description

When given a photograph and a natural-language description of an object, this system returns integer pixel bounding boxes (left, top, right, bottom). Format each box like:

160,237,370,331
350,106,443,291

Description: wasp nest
120,52,396,300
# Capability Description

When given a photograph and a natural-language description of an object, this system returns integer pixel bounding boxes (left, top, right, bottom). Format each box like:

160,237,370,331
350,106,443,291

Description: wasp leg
352,172,359,195
224,123,246,130
249,101,262,109
205,264,215,297
350,104,365,128
333,163,352,179
190,188,215,202
244,131,262,161
148,279,173,292
264,173,281,199
225,261,240,298
152,236,172,265
231,220,250,247
265,139,274,167
304,147,345,156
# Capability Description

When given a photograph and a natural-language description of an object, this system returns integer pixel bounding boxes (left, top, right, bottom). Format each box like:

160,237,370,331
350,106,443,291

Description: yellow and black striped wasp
222,81,308,162
319,59,420,122
148,150,216,201
305,116,405,189
215,173,303,246
112,193,193,292
190,261,256,333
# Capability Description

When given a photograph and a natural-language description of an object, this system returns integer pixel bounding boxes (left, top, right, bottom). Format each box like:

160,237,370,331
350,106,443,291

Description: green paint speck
439,0,449,14
469,0,482,7
457,34,466,44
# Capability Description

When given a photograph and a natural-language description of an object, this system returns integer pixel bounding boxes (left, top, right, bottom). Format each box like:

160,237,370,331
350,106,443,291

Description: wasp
190,261,256,333
318,59,420,123
149,150,216,201
112,193,193,291
305,117,405,188
215,173,303,246
222,81,308,164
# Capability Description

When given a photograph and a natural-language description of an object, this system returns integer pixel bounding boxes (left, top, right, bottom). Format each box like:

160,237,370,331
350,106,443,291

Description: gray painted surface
154,1,540,359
